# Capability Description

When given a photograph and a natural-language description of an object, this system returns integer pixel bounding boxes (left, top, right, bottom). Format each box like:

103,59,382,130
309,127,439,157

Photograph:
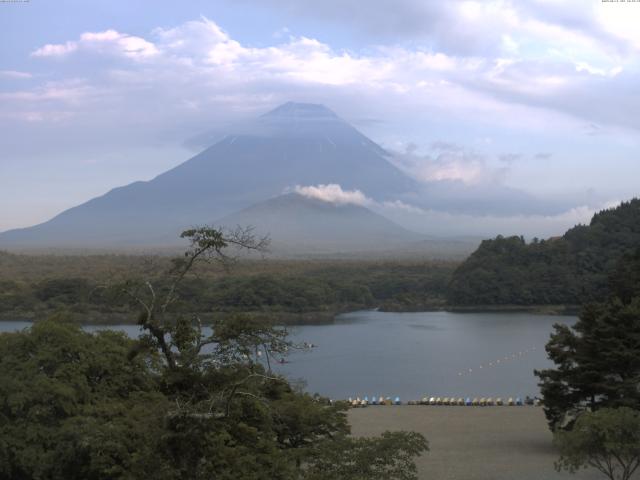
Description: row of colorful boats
347,396,541,407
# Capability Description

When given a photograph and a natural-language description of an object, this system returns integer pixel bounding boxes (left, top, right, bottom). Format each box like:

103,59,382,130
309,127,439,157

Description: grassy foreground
348,406,613,480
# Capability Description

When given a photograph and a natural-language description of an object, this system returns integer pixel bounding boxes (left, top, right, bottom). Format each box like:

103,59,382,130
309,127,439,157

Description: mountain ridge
217,192,423,254
0,102,419,250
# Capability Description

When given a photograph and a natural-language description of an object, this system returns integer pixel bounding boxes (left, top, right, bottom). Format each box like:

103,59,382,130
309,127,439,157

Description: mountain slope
0,102,417,248
447,198,640,306
217,193,423,254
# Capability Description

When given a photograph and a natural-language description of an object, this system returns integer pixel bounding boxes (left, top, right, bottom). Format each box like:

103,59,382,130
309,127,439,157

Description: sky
1,0,639,237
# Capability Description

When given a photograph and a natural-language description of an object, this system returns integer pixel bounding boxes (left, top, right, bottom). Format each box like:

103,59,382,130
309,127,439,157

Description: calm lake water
1,311,576,401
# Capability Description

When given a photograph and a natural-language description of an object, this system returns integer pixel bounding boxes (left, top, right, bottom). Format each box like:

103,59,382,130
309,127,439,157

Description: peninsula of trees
448,199,640,307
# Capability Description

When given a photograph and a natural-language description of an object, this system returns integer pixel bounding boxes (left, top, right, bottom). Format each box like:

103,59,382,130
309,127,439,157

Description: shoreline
0,303,580,326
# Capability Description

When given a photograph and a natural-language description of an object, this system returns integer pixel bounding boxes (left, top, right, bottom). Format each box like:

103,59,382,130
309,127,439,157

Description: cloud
14,14,639,138
289,182,622,239
293,184,371,206
3,14,640,233
390,142,508,186
499,153,521,164
31,41,78,57
0,70,33,79
290,182,624,238
378,199,623,238
31,29,158,59
232,0,638,57
292,184,432,216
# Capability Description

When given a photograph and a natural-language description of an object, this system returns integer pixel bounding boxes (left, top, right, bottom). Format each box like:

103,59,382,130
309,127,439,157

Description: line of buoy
456,346,538,377
346,396,541,407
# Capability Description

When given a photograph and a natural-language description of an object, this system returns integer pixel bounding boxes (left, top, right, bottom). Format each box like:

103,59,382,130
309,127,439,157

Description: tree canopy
0,227,428,480
536,248,640,430
554,407,640,480
448,199,640,306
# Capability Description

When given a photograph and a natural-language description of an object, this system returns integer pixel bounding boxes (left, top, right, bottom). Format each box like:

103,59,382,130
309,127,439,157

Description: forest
0,253,455,324
448,199,640,306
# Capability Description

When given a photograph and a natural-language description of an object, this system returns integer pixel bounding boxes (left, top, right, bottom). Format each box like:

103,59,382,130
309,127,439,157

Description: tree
448,199,640,307
536,247,640,429
0,318,170,480
304,431,428,480
1,226,428,479
535,297,640,429
554,407,640,480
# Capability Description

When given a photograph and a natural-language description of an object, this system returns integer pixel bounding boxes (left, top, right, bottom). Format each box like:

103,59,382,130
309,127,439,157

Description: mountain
447,198,640,306
217,193,423,255
0,102,418,249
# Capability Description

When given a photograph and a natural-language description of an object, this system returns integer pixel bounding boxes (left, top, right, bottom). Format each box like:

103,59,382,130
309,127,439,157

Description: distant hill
448,198,640,306
0,102,417,249
217,193,424,255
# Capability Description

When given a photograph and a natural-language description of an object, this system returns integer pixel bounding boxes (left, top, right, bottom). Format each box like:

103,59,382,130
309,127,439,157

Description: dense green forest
448,199,640,306
0,253,455,324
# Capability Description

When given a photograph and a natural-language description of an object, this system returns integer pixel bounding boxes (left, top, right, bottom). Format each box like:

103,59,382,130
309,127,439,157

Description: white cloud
32,41,78,57
391,143,508,186
0,70,33,79
31,29,158,60
595,0,640,50
288,183,622,238
15,15,640,136
293,184,371,206
379,199,623,238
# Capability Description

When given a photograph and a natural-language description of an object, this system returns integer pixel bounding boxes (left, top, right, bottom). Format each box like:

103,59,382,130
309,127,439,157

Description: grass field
348,406,616,480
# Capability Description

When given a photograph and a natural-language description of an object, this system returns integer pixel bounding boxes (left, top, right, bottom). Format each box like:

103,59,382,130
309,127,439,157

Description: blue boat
465,397,472,406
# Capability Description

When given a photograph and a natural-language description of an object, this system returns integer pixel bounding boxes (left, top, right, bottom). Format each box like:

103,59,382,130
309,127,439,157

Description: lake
0,311,576,401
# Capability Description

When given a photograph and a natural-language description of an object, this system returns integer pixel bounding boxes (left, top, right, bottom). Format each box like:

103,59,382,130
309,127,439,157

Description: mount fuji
0,102,425,251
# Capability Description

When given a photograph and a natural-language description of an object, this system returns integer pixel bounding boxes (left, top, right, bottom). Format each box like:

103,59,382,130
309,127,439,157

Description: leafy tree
535,297,640,429
0,318,170,480
554,407,640,480
0,226,428,479
304,431,428,480
449,199,640,306
535,245,640,429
